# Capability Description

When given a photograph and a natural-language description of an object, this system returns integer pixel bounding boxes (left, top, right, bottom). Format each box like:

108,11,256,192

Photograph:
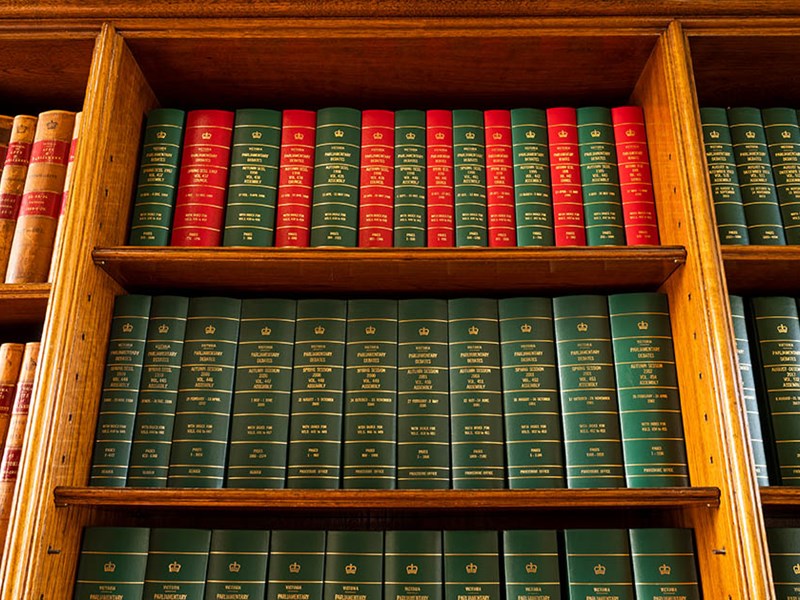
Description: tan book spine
48,111,81,283
0,344,24,457
0,341,38,546
5,110,75,283
0,115,37,279
0,115,16,177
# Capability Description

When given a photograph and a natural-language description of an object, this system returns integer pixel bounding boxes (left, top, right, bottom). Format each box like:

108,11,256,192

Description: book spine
448,297,505,488
222,108,282,247
126,295,190,488
310,107,361,247
170,109,235,246
564,529,635,600
546,107,586,246
498,297,564,488
453,109,488,247
767,527,800,600
167,296,241,488
142,528,211,599
287,299,347,488
612,105,660,245
385,530,443,600
609,292,689,487
485,109,516,247
0,343,23,456
323,531,384,600
128,108,185,246
553,294,625,488
443,531,501,600
728,106,786,245
503,530,561,600
205,529,270,600
763,107,800,244
5,110,75,283
510,108,554,246
577,106,625,246
397,298,451,489
267,530,327,600
393,109,426,247
751,296,800,484
629,528,701,600
426,109,455,247
699,107,750,245
358,109,394,247
48,111,81,282
0,115,36,277
0,115,14,173
729,294,770,486
89,295,152,486
226,298,296,488
73,527,150,600
274,109,317,247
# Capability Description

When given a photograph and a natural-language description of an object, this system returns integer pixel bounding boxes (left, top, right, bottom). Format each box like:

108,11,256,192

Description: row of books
0,110,80,283
702,107,800,246
768,528,800,599
89,292,688,490
128,105,660,249
74,527,701,600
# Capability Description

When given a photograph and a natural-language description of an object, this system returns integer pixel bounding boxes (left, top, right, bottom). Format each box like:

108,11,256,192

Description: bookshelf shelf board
759,487,800,508
92,246,686,295
54,486,719,511
0,283,50,325
723,246,800,294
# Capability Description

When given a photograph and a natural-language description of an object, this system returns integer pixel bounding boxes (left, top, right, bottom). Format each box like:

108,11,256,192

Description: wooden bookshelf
0,284,50,326
723,246,800,295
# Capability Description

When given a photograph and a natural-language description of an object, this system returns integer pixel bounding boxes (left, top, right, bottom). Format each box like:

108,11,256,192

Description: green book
223,108,282,246
729,294,770,486
287,298,347,488
129,108,185,246
699,107,750,245
448,298,505,488
142,528,211,600
267,530,326,600
167,297,241,488
385,530,443,600
310,107,361,247
510,108,554,246
89,294,151,486
205,529,270,600
768,527,800,600
564,529,634,600
226,298,296,488
394,109,427,247
323,531,384,600
453,109,488,246
397,298,451,489
608,292,689,487
73,527,150,600
443,531,501,600
127,295,189,487
343,299,398,488
553,295,625,488
502,530,561,600
629,528,700,600
751,296,800,484
499,297,564,488
728,106,786,245
577,106,625,246
763,107,800,244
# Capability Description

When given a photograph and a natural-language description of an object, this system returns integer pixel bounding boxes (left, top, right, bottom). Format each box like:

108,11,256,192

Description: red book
275,109,317,247
612,105,660,245
426,109,454,247
170,109,234,246
546,107,586,246
484,109,516,247
358,110,394,247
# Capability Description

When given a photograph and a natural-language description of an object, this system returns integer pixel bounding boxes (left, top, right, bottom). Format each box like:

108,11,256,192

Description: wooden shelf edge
723,246,800,294
0,282,51,326
760,486,800,507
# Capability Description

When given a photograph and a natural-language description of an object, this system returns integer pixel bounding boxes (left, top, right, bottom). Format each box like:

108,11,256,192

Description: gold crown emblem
406,132,416,140
435,132,445,141
294,132,304,141
158,323,169,334
156,130,167,139
625,128,636,137
104,561,116,573
520,323,532,333
783,130,792,139
468,325,479,335
526,130,536,139
334,129,345,138
593,563,606,576
778,323,789,334
315,325,325,335
345,563,357,575
16,124,28,133
637,320,649,330
745,130,756,139
577,322,589,332
590,129,601,138
558,129,568,139
252,131,263,140
465,131,476,140
406,563,419,575
794,563,800,575
492,132,503,140
261,326,272,336
169,561,182,573
201,131,212,140
229,561,241,573
373,132,383,140
365,325,376,335
46,120,58,130
465,562,478,574
289,562,301,574
659,563,671,576
122,322,134,333
418,327,430,336
205,324,216,335
709,130,720,139
525,562,538,574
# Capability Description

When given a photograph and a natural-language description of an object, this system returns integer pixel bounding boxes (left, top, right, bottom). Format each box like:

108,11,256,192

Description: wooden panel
0,284,49,325
724,247,800,295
